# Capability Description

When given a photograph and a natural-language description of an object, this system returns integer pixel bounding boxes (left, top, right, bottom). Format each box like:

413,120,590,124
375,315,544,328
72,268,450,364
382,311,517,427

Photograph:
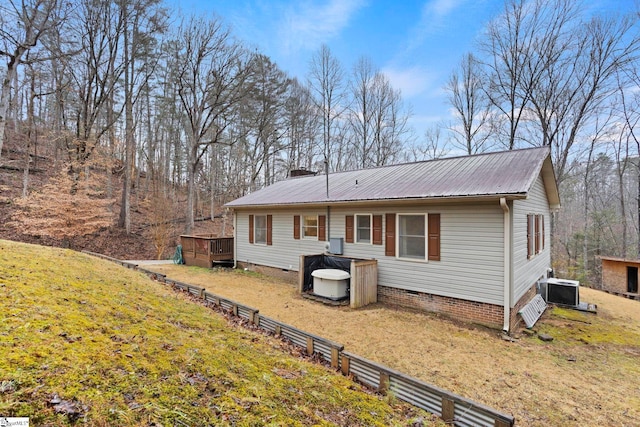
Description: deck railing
180,235,234,267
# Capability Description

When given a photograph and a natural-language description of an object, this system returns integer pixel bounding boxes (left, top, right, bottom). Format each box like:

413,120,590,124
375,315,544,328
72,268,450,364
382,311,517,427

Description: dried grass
149,264,640,427
0,240,435,426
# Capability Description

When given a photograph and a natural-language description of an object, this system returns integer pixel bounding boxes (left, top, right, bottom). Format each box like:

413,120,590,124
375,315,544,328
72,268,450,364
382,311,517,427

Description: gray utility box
328,237,344,255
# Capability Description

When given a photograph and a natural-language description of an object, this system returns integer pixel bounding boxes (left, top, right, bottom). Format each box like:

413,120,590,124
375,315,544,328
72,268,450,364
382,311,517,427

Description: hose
173,245,184,265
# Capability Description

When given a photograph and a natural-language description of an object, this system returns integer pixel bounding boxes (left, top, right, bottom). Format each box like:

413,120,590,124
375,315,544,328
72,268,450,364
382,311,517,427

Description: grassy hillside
0,240,433,426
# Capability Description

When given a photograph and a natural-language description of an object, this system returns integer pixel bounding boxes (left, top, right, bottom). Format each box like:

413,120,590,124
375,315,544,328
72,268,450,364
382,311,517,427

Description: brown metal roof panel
226,147,552,207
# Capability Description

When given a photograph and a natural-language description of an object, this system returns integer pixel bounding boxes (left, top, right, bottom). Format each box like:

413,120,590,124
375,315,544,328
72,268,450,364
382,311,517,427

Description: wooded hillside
1,0,640,281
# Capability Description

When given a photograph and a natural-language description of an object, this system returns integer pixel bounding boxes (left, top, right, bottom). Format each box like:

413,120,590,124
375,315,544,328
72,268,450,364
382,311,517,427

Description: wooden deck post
298,255,305,293
441,397,455,423
331,347,340,369
379,372,390,394
341,354,350,376
306,337,314,356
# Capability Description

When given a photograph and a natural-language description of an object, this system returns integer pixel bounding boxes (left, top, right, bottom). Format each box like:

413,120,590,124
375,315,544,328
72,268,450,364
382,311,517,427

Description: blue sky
176,0,636,138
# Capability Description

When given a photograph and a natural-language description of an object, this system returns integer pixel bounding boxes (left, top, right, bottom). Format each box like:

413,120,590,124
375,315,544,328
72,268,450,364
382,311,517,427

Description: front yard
148,264,640,427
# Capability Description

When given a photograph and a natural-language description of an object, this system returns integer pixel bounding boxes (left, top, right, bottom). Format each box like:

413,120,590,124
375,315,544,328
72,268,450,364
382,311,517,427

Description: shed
599,256,640,297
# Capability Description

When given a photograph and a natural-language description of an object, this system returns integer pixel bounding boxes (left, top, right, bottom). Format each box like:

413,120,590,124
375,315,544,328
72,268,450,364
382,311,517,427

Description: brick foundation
378,285,504,329
378,283,539,332
237,261,539,332
236,261,298,285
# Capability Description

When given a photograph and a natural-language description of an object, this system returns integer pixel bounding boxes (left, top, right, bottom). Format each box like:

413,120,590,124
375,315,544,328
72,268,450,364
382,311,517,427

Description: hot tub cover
311,268,351,280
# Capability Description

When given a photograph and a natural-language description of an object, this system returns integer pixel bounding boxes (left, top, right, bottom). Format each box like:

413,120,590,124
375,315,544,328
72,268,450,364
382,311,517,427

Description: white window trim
355,213,373,245
396,213,428,263
537,214,544,255
302,214,318,240
254,214,267,245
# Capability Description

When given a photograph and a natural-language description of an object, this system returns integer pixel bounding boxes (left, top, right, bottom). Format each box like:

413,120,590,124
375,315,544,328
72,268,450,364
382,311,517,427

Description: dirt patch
148,265,640,427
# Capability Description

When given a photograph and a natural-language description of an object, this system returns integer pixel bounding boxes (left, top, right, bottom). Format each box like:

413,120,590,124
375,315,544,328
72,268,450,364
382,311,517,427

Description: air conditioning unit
544,278,580,306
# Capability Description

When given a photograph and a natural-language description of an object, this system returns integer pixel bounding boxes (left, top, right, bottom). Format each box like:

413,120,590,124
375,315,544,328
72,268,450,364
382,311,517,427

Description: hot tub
311,268,350,300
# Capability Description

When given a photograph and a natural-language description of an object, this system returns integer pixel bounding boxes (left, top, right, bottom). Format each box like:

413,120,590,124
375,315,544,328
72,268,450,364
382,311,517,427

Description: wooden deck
180,235,234,268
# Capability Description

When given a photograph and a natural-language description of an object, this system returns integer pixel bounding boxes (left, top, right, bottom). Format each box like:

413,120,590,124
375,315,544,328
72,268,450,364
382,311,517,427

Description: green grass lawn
0,240,434,426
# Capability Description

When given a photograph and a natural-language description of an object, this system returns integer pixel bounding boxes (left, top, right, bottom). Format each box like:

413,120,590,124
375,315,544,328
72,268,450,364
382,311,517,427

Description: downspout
233,210,238,269
500,198,511,333
327,206,331,241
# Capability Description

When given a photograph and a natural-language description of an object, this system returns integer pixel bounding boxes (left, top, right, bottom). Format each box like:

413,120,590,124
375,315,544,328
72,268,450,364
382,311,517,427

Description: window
254,215,267,244
302,215,318,239
527,214,545,258
398,214,426,260
356,214,372,243
249,214,271,245
294,215,325,240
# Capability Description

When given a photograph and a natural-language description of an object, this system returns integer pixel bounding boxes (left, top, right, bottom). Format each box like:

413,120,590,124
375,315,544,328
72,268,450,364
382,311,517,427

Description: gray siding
512,174,552,305
235,202,506,306
236,209,328,271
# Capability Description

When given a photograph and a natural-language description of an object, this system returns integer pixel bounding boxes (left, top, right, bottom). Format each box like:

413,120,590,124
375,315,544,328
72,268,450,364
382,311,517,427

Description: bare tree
240,53,290,191
175,15,251,233
529,9,640,183
348,56,376,168
446,53,493,154
308,44,345,171
116,0,167,233
406,124,449,161
617,66,640,257
480,0,577,150
0,0,61,160
283,78,320,172
64,0,126,190
371,74,412,166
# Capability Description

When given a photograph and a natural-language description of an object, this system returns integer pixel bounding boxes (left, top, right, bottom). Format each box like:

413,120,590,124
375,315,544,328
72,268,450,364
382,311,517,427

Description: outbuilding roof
226,146,560,208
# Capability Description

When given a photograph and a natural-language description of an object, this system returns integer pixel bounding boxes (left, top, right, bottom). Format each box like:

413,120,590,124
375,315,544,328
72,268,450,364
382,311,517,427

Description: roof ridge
291,146,550,179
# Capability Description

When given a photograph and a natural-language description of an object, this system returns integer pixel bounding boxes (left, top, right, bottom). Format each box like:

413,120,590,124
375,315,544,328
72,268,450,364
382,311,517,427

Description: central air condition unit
544,278,580,306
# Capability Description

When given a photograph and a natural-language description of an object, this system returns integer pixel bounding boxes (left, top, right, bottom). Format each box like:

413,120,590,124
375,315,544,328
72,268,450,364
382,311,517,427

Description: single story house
599,256,640,297
225,147,560,332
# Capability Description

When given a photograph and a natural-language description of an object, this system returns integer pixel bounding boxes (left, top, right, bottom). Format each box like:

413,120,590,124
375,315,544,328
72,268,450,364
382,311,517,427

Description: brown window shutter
535,214,540,254
293,215,300,240
249,215,254,244
266,214,273,246
428,213,441,261
541,215,545,250
318,215,326,241
373,215,382,245
385,213,396,256
345,215,354,243
526,214,532,258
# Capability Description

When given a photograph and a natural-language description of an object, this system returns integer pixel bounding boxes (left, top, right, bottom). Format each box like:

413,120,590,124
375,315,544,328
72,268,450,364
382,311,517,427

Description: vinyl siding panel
512,174,552,305
235,202,505,305
328,204,504,305
236,209,327,270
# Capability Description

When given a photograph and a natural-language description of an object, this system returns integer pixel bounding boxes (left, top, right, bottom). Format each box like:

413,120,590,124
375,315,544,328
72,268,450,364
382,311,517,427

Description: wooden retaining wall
82,250,515,427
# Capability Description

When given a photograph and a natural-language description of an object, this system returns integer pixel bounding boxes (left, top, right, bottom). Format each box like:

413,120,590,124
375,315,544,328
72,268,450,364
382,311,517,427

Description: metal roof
226,146,560,208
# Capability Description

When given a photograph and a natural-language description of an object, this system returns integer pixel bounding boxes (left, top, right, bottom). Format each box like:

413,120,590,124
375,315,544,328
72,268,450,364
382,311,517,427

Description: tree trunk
0,67,18,160
118,17,133,234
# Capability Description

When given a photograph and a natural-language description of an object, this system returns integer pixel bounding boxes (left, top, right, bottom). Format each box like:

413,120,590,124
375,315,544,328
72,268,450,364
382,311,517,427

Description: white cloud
382,66,436,99
399,0,468,56
278,0,367,53
424,0,465,19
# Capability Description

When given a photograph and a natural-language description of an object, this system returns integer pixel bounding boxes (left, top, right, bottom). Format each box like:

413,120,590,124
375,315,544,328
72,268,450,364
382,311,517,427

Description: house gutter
500,197,511,333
